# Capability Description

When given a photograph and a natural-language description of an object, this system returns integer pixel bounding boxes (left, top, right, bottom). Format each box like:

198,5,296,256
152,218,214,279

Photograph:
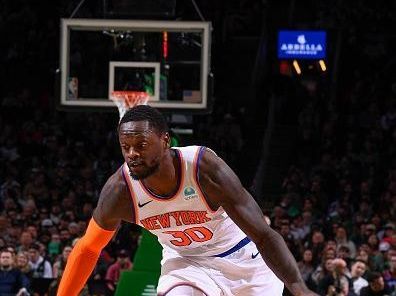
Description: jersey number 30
163,227,213,246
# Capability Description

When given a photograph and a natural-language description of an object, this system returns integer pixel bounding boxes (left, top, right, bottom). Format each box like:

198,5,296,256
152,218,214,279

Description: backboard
59,19,213,112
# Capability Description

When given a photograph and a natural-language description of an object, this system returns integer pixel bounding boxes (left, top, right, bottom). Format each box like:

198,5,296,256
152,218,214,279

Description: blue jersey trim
213,237,251,257
195,146,218,212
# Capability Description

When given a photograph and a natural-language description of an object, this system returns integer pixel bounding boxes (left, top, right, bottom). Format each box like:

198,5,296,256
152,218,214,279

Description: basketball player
57,105,318,296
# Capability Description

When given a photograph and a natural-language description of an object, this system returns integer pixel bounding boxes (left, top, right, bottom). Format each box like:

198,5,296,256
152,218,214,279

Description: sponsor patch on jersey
183,186,198,200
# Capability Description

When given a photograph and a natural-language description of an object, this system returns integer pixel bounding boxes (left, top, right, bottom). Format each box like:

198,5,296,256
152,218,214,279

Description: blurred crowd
275,80,396,296
272,28,396,296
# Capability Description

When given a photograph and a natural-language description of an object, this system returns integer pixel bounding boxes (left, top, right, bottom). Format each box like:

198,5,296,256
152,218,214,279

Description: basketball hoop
110,91,150,120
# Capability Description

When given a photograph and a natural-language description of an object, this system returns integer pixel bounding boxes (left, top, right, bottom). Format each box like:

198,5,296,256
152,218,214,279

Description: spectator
360,272,392,296
15,251,31,277
337,245,353,267
279,219,300,257
361,224,378,246
67,221,80,240
59,229,72,246
52,245,72,279
349,259,369,295
326,278,354,296
26,225,38,241
356,245,370,265
335,226,357,258
318,258,352,296
17,231,33,253
49,204,62,225
305,230,326,266
47,233,61,260
311,258,335,289
390,234,396,251
291,214,310,242
382,254,396,292
105,249,133,293
298,249,315,284
28,243,52,279
367,234,385,271
0,249,30,296
379,223,395,244
322,245,337,262
5,246,17,267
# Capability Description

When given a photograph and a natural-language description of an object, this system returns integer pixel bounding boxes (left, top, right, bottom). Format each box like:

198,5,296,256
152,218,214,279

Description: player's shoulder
173,146,218,168
96,165,134,224
172,145,200,153
192,147,222,176
173,145,217,157
106,166,125,185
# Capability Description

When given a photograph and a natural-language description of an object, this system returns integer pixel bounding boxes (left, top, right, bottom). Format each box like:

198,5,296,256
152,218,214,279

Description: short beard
129,163,160,180
1,265,11,270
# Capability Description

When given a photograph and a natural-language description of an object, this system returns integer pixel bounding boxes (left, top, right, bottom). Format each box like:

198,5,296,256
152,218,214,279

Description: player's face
119,121,169,180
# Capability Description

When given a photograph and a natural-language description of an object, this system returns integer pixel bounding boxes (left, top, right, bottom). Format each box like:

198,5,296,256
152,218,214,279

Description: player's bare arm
198,148,317,296
57,168,134,296
93,167,136,229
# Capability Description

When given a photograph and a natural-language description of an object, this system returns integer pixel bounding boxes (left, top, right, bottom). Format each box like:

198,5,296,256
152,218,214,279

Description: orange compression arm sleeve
57,218,115,296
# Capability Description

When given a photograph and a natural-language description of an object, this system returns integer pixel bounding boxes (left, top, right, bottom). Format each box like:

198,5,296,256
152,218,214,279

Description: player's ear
163,132,170,148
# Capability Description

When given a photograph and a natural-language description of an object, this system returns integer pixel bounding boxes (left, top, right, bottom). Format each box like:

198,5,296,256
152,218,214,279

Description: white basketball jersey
122,146,247,257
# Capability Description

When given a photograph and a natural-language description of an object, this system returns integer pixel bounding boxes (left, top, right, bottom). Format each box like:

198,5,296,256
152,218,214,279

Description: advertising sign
278,31,326,59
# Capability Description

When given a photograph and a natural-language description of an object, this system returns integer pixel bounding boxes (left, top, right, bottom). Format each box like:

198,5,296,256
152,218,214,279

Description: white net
110,91,150,120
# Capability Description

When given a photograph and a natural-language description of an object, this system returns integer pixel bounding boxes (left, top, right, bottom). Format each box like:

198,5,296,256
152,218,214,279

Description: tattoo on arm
93,168,134,230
